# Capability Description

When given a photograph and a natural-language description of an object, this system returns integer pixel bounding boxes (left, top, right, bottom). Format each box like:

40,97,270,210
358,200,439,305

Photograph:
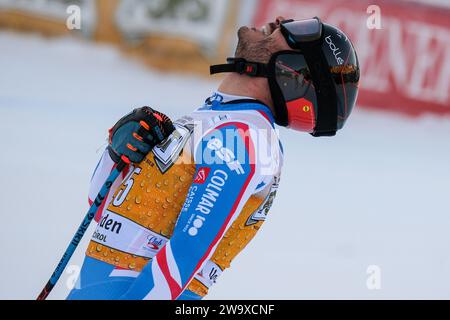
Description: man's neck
217,73,274,112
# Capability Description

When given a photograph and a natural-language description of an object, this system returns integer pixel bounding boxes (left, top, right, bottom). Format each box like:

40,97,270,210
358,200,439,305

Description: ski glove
108,106,175,164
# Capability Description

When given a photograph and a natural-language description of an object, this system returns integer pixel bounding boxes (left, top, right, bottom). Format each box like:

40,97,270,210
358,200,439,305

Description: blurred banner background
0,0,449,300
1,0,448,114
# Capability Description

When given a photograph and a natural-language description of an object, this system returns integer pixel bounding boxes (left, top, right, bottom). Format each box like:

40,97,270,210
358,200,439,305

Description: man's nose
275,16,287,26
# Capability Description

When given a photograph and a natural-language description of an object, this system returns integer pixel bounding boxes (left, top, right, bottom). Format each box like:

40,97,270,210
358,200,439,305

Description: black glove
108,106,175,163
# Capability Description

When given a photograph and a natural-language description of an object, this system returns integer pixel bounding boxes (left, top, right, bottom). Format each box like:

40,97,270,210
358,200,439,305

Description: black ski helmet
210,17,360,137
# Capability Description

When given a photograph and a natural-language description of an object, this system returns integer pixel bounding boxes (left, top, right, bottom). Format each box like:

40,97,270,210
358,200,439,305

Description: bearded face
234,17,293,64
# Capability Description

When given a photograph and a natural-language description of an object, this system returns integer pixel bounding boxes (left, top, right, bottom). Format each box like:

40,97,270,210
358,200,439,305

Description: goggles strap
210,58,269,77
298,43,338,136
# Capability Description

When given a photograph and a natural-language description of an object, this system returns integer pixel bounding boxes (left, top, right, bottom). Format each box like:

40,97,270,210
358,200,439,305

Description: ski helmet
210,17,360,137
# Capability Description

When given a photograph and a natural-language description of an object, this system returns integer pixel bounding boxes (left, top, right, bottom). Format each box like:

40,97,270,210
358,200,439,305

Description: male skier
68,16,360,300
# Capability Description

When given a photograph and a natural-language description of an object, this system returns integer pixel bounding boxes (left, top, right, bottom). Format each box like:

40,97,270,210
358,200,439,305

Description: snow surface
1,31,450,300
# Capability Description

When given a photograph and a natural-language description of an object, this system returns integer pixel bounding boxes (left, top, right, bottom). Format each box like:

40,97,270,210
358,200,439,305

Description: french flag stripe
166,243,182,287
180,122,256,296
182,164,254,294
157,246,182,299
144,257,171,300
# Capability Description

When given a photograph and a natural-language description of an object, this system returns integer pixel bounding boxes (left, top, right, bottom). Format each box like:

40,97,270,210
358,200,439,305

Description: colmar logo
188,215,206,236
193,167,211,184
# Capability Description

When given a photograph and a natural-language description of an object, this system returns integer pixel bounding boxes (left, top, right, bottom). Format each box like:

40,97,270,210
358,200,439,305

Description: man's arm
120,121,261,299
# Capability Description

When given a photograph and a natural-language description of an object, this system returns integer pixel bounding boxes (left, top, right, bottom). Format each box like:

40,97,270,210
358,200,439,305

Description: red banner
251,0,450,116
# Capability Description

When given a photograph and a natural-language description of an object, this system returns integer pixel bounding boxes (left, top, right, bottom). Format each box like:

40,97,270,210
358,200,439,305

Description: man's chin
237,26,250,37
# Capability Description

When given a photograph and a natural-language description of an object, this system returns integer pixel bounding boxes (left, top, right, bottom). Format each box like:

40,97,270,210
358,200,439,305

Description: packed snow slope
1,31,449,299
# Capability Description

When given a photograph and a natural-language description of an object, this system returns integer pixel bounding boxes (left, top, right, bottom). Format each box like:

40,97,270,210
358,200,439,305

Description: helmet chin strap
210,58,269,78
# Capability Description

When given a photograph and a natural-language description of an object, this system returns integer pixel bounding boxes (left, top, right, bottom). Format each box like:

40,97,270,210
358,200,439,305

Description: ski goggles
270,51,318,132
275,17,339,136
280,17,323,46
210,17,339,136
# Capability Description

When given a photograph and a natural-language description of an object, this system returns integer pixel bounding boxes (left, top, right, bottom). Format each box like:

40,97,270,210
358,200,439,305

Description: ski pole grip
117,155,130,171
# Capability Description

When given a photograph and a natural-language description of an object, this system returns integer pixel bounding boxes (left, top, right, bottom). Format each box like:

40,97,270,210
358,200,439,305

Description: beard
234,27,274,64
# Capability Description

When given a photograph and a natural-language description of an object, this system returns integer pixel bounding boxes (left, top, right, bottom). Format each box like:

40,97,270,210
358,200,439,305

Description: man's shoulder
190,103,275,133
186,102,283,178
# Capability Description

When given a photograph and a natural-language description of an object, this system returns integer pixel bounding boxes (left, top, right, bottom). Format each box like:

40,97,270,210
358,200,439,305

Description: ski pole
37,155,130,300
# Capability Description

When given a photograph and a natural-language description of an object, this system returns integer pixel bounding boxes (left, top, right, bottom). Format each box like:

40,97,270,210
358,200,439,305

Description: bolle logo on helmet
325,35,344,65
193,167,211,184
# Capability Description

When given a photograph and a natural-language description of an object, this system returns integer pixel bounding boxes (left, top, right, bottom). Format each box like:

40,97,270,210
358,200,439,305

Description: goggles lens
275,52,312,101
280,18,322,47
274,52,318,132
